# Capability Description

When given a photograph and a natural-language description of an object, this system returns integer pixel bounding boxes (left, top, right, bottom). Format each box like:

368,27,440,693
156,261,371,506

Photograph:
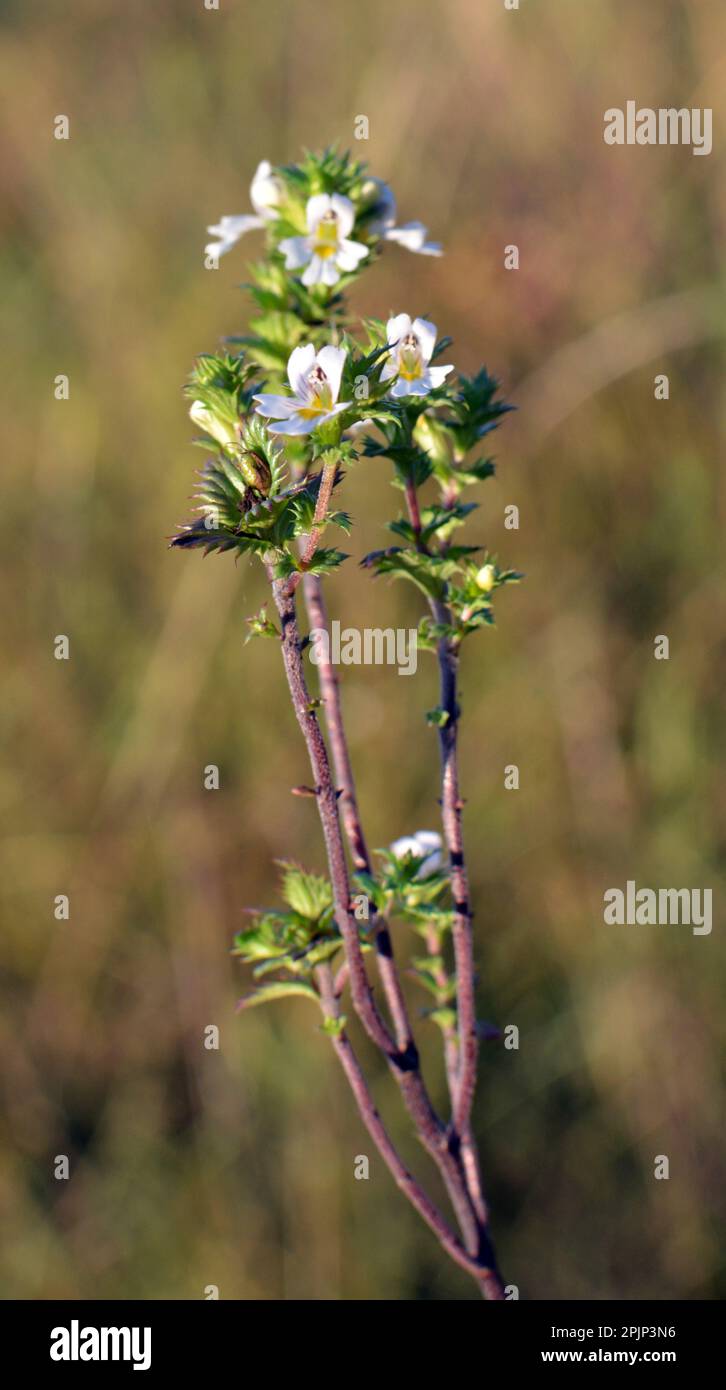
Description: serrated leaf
237,981,320,1012
305,547,349,575
278,862,333,920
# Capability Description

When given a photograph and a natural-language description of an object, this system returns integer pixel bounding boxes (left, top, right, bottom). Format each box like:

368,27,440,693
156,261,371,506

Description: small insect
237,449,272,494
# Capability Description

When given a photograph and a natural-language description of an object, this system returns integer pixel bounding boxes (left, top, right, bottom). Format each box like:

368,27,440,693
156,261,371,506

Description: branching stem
269,566,503,1296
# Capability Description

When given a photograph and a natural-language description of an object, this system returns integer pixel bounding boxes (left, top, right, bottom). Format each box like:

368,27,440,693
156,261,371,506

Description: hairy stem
401,477,500,1266
292,458,338,586
269,569,500,1287
302,573,370,871
431,605,479,1137
302,570,415,1053
315,963,495,1288
424,924,459,1098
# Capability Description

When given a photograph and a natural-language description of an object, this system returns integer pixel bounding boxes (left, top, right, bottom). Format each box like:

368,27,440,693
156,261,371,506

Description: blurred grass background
1,0,725,1299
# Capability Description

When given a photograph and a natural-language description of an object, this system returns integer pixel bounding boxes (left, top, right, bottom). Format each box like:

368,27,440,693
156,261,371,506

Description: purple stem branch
268,567,503,1293
314,964,494,1288
302,571,413,1053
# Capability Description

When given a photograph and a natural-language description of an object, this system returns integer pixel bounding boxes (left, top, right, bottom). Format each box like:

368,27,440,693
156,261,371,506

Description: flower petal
385,221,442,256
329,193,356,238
268,413,317,436
386,313,412,347
390,835,420,860
336,238,369,272
204,214,265,257
253,393,300,419
424,364,454,389
302,255,326,287
315,345,347,402
305,193,333,232
415,830,443,854
379,357,397,382
321,257,341,287
250,160,282,219
321,400,352,422
345,417,375,438
390,377,426,398
279,235,311,270
287,344,316,395
411,317,437,365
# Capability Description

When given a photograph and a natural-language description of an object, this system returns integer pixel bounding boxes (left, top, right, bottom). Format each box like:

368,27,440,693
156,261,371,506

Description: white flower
204,160,283,259
366,179,442,257
389,830,443,877
189,400,238,449
253,343,351,436
278,194,368,288
380,314,454,398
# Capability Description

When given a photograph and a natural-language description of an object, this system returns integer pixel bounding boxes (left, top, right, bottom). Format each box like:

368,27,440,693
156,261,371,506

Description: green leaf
278,862,333,920
360,547,447,600
237,981,320,1012
423,1006,458,1032
320,1015,347,1037
305,547,349,575
426,707,450,728
245,606,279,643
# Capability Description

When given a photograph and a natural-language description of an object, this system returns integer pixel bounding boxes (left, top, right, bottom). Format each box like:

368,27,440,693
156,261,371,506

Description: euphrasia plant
171,149,521,1300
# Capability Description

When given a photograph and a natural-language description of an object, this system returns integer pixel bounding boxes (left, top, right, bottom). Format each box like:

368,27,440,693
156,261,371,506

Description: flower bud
475,564,496,593
413,413,453,470
250,160,284,219
189,400,238,449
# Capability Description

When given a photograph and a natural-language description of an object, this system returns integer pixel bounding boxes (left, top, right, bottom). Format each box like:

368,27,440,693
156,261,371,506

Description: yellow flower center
313,210,339,260
399,331,423,381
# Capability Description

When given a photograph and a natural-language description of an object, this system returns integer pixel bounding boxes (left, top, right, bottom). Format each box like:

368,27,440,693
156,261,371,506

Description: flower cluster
205,157,441,281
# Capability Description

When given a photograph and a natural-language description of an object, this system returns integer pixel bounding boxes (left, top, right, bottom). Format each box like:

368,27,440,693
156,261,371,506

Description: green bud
475,564,496,593
189,400,238,449
413,414,453,471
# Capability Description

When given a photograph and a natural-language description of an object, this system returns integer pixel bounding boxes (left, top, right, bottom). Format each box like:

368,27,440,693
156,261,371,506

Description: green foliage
233,862,342,996
360,546,479,602
170,462,339,561
355,847,451,926
281,146,369,200
185,351,258,439
440,368,514,455
388,501,478,547
320,1014,347,1038
278,862,333,919
237,980,320,1013
245,605,279,643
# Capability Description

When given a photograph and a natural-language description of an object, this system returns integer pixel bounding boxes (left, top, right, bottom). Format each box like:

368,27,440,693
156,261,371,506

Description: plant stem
314,963,495,1288
269,569,501,1290
302,573,370,871
302,570,414,1053
424,924,460,1098
292,457,338,586
401,479,500,1261
431,605,479,1137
